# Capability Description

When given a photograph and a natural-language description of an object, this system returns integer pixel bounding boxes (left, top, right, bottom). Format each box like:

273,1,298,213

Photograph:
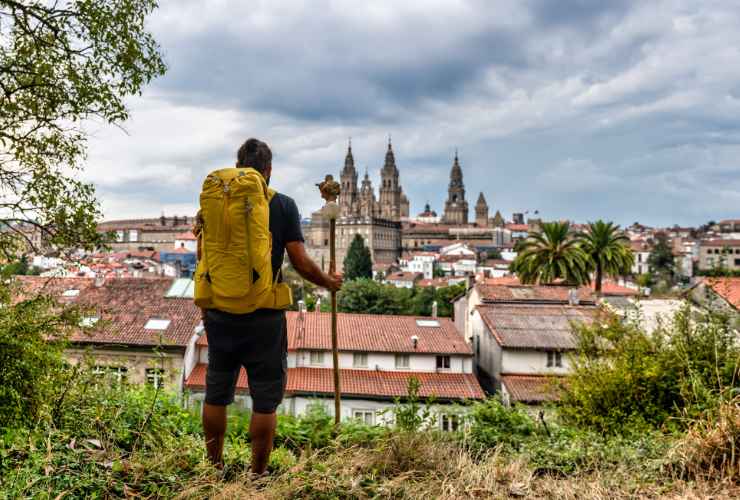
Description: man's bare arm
286,241,342,292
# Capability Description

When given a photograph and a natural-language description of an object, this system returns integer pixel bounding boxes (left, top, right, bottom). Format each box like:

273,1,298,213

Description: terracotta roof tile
477,282,597,304
478,304,601,350
705,277,740,309
501,375,563,403
185,364,484,400
197,311,472,355
15,276,199,347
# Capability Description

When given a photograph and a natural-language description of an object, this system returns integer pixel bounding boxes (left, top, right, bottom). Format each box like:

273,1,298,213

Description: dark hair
236,138,272,173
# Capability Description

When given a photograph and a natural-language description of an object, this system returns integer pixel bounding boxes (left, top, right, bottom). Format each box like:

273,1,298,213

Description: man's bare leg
250,411,277,474
203,403,228,467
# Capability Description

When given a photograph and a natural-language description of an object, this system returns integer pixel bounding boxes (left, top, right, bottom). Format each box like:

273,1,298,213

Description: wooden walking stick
317,175,342,425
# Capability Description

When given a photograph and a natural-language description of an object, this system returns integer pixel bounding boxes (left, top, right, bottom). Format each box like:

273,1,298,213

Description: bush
468,398,536,451
559,306,740,434
0,284,80,429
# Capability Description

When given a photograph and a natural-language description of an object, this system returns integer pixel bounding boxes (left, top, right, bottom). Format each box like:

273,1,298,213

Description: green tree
647,233,675,285
579,220,634,294
0,0,166,259
343,234,373,281
337,278,412,316
510,221,591,285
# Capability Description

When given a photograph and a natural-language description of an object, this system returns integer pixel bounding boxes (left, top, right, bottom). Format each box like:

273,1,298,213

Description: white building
631,240,652,275
470,303,600,405
384,271,423,289
399,252,437,280
174,231,198,253
185,310,484,427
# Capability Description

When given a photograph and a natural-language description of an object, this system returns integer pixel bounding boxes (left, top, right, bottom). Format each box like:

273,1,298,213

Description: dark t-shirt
268,192,304,281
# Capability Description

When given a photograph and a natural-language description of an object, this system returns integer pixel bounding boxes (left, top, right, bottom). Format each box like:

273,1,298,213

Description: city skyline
82,1,740,227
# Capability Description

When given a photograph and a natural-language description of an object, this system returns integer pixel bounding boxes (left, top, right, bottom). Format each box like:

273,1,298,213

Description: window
416,319,440,327
547,351,563,368
735,258,740,266
144,318,171,330
146,368,165,388
353,410,375,426
309,351,325,366
80,316,99,328
353,352,368,368
93,365,128,384
395,354,410,369
436,355,451,370
440,414,460,432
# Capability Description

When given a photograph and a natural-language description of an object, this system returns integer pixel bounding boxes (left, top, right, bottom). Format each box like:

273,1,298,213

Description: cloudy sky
84,0,740,227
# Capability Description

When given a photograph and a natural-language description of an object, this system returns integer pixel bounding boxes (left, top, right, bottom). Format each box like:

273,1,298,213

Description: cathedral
339,139,409,221
305,140,508,272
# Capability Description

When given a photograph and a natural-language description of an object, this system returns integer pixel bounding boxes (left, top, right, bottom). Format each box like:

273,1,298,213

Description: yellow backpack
193,167,292,314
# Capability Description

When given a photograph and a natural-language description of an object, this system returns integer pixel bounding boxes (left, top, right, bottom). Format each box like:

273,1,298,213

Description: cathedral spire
343,138,355,174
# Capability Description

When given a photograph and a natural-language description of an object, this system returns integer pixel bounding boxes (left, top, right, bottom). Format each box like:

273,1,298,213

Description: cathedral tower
475,192,489,227
442,151,469,225
359,168,378,218
379,138,402,221
339,140,359,218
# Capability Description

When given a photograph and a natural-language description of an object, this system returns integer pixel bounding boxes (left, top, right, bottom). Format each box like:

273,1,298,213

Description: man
201,138,342,475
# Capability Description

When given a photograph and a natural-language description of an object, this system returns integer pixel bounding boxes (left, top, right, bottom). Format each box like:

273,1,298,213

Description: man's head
236,138,272,183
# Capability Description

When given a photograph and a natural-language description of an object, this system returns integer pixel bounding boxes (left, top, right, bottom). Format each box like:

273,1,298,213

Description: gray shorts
203,309,287,413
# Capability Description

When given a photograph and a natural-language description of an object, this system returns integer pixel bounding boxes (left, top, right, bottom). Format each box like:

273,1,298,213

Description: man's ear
265,164,273,183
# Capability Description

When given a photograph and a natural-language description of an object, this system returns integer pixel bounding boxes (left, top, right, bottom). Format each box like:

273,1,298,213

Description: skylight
416,319,440,328
62,289,80,297
144,319,171,330
165,278,194,298
80,316,99,328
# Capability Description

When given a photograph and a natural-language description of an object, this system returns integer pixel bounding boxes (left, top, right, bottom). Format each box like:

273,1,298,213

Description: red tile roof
700,239,740,247
14,276,199,347
705,277,740,309
505,224,529,232
477,282,597,304
478,304,601,350
386,272,423,282
197,311,472,355
185,364,484,400
501,374,563,403
594,281,640,297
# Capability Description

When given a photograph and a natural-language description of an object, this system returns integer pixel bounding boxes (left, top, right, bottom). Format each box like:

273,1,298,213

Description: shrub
0,284,80,429
468,398,536,451
559,306,740,434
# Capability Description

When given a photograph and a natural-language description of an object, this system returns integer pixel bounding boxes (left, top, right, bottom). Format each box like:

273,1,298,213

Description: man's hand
287,241,345,292
325,272,343,293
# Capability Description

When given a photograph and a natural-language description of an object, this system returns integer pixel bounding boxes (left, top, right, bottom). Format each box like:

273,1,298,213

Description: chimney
568,288,580,306
298,300,307,315
94,276,105,287
315,297,321,312
432,301,438,318
411,335,419,349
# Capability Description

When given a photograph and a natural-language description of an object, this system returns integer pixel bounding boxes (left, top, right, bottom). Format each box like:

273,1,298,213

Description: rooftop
704,277,740,310
478,303,601,350
185,365,484,401
196,310,472,355
501,374,563,403
15,276,199,347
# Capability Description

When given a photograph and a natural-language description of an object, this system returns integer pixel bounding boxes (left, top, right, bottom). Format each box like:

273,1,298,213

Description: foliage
282,264,317,310
337,278,463,317
579,220,634,294
559,306,740,434
343,234,373,281
0,0,166,259
468,397,535,451
510,221,591,285
390,378,435,432
338,278,413,315
0,255,41,276
647,233,675,284
0,282,81,429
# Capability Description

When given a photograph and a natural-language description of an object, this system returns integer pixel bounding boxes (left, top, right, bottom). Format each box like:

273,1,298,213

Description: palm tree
579,220,634,294
510,221,591,285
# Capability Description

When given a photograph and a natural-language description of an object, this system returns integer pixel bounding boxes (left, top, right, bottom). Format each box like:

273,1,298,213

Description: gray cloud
82,0,740,227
